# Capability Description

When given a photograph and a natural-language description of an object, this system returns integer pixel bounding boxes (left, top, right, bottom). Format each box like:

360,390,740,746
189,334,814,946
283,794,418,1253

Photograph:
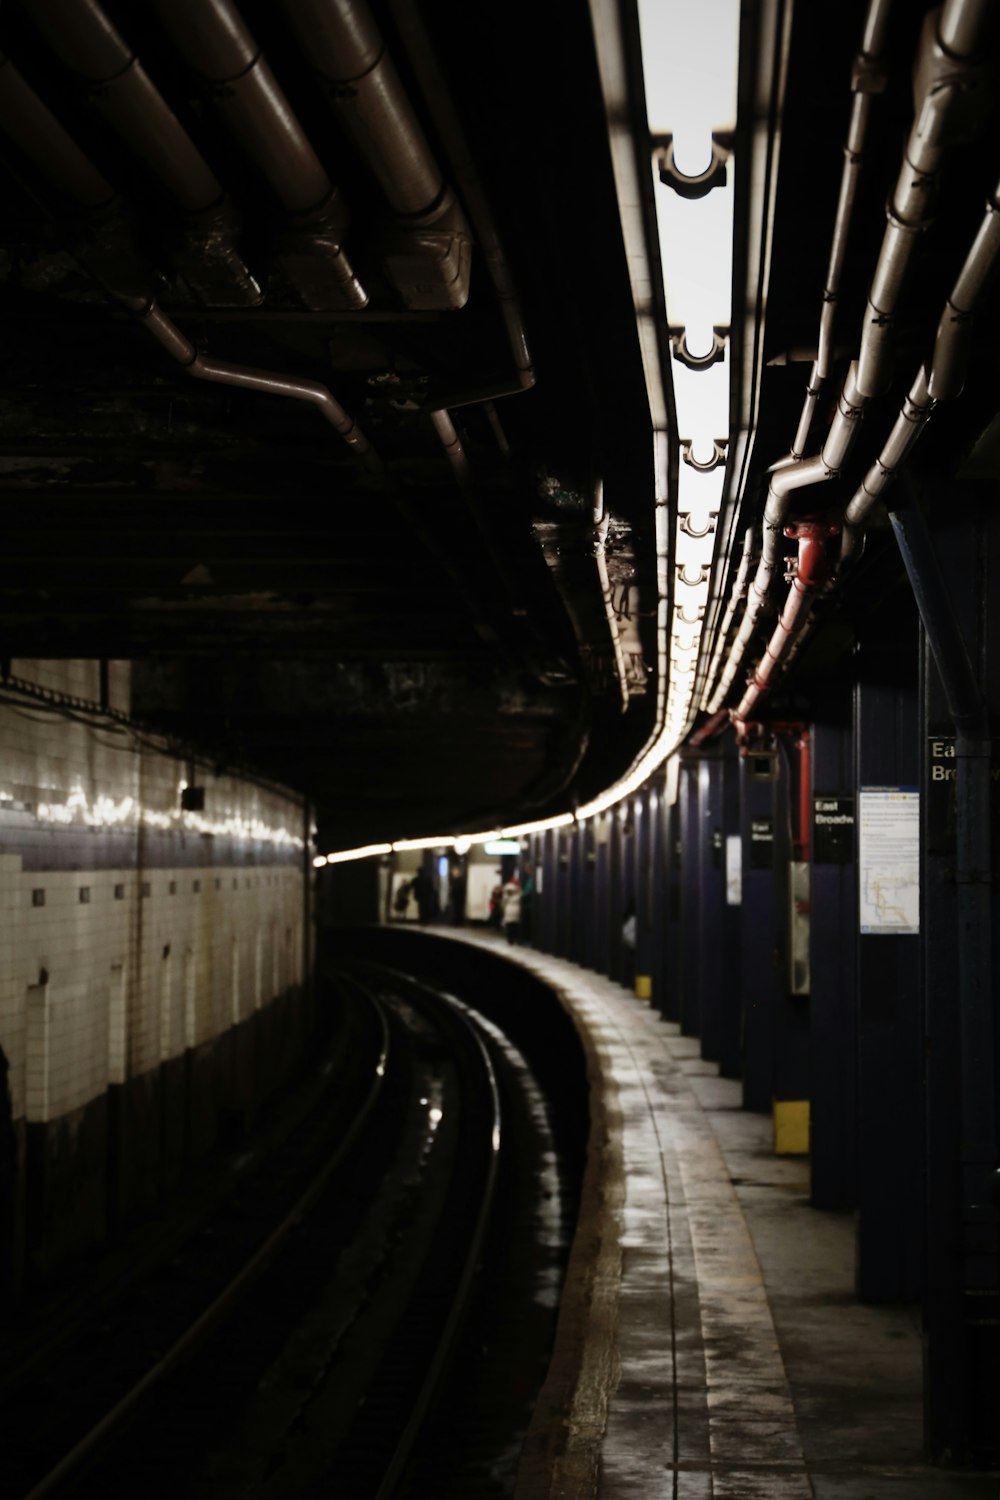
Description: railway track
1,965,512,1500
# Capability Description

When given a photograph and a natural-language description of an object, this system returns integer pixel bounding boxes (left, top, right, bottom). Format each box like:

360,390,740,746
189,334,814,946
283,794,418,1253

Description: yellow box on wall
773,1099,810,1155
634,973,652,1001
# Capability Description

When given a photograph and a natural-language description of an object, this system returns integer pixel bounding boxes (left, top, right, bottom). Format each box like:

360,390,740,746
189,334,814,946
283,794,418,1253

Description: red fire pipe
731,521,837,725
796,727,812,863
730,716,812,860
688,708,731,747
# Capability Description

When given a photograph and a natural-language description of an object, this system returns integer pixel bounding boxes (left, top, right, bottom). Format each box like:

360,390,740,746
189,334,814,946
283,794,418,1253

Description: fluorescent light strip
321,843,392,865
638,0,740,141
500,813,575,838
653,191,734,353
392,835,458,852
317,1,740,865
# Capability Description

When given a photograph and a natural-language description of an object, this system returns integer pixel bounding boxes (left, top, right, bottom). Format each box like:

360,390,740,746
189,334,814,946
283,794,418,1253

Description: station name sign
749,816,773,869
813,794,854,865
926,731,1000,852
927,735,1000,781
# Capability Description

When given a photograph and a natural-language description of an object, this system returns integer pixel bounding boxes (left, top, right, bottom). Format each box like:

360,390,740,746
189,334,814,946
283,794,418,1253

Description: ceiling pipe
280,0,472,311
841,171,1000,565
114,298,521,659
24,0,221,213
698,525,754,712
791,0,892,457
756,156,999,680
706,363,864,714
429,408,472,486
385,0,535,407
483,402,511,458
707,3,995,722
929,188,1000,398
855,0,995,398
731,521,835,725
152,0,367,311
121,294,373,459
687,708,730,748
721,133,996,710
938,0,996,56
0,53,151,296
0,52,113,211
19,0,260,306
840,366,932,567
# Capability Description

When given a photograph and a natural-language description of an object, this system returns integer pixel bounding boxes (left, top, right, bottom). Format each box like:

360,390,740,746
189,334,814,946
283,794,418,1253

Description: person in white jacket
501,876,522,944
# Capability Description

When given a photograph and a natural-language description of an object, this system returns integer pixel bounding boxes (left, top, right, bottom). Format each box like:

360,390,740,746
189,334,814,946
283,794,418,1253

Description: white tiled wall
0,663,310,1125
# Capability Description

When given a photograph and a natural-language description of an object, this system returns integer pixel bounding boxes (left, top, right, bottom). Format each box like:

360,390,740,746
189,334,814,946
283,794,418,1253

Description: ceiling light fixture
322,843,392,864
500,813,575,838
320,1,743,864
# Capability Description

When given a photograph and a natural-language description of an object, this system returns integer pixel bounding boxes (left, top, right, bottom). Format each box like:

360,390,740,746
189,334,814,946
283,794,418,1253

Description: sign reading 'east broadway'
813,794,854,864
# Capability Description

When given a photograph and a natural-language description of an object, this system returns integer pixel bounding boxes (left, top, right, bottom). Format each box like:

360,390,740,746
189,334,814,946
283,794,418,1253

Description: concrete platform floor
440,930,999,1500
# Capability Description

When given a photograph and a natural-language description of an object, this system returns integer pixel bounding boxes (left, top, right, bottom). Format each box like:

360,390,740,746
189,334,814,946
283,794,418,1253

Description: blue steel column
527,832,541,948
531,833,542,947
595,816,610,976
770,740,803,1104
568,821,585,965
608,806,624,981
697,755,726,1060
539,828,556,953
913,505,999,1465
662,791,683,1021
854,631,923,1302
718,743,742,1077
739,753,778,1111
810,706,858,1209
634,788,653,997
619,797,636,992
650,784,669,1013
580,818,597,971
554,826,571,958
679,761,701,1037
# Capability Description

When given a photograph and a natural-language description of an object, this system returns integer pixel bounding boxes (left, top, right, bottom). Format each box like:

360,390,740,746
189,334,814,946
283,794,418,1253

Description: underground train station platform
420,928,1000,1500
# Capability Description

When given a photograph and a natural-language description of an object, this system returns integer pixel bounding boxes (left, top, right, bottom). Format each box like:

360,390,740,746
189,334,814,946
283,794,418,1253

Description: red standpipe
729,716,811,860
688,708,731,747
732,521,836,725
796,727,812,863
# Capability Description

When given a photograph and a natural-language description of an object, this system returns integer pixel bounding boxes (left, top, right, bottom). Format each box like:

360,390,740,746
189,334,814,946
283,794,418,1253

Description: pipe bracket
678,510,719,539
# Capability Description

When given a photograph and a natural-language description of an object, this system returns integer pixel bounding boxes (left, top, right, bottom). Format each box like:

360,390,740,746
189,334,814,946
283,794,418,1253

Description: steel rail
364,964,503,1500
22,981,391,1500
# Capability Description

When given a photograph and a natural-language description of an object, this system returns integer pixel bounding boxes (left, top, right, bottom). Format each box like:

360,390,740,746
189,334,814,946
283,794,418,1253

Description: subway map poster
858,787,920,935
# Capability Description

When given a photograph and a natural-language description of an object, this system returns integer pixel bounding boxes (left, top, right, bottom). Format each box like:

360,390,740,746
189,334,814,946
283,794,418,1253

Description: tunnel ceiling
0,0,998,847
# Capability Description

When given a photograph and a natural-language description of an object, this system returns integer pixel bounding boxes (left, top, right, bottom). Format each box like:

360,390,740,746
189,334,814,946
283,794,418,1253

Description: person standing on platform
622,898,637,989
488,871,504,929
502,873,522,944
411,866,433,924
393,878,413,919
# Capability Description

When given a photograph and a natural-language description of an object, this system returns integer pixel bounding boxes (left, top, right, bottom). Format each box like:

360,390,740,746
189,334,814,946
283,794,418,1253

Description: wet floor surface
441,930,999,1500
